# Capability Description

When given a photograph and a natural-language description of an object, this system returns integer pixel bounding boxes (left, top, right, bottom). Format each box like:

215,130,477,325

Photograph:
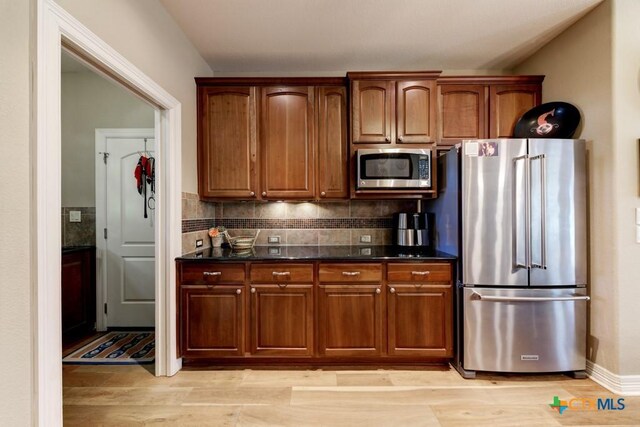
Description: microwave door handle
512,155,528,270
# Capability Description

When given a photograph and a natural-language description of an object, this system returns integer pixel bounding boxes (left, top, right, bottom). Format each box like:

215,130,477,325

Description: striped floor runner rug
63,331,155,365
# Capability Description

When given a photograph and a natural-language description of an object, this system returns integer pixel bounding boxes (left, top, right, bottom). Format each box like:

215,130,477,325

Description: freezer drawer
463,287,588,373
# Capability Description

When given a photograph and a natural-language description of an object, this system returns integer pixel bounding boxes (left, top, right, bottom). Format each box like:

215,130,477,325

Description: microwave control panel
418,156,430,182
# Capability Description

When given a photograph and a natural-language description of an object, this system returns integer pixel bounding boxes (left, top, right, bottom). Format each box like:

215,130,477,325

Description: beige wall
62,66,154,207
517,0,640,376
611,0,640,375
0,0,32,425
57,0,213,194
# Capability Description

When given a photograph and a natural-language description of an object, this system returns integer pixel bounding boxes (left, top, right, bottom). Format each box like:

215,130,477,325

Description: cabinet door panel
261,87,315,199
438,84,487,146
387,284,452,357
61,249,96,340
317,86,348,198
199,87,257,198
489,84,541,138
318,284,383,356
182,287,244,357
351,80,393,143
397,80,436,143
250,284,314,356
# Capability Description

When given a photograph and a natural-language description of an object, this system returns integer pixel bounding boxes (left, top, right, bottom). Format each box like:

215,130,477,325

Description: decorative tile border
182,217,394,233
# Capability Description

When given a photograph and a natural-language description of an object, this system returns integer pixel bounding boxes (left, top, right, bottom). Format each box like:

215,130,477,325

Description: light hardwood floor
63,364,640,426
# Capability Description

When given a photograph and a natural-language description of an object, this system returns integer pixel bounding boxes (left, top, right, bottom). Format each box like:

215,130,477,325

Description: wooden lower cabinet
62,247,96,343
387,284,453,357
250,284,314,356
178,260,454,364
317,284,383,357
181,286,245,357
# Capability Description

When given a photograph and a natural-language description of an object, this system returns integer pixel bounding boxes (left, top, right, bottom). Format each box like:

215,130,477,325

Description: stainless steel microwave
356,148,432,189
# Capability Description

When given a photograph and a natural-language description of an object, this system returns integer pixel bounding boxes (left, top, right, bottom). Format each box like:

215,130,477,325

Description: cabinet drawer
180,263,245,285
319,263,382,283
387,263,452,283
250,263,314,283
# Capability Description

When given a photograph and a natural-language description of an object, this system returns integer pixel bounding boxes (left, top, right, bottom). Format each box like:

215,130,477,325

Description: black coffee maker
394,212,434,247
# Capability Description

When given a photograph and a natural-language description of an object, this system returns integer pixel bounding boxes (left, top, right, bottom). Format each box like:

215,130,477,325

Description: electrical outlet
268,236,281,244
69,210,81,223
268,247,282,255
360,234,372,243
359,247,372,256
195,239,203,248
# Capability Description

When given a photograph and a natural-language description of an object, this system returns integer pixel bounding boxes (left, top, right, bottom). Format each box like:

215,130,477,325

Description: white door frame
34,1,183,425
95,128,156,331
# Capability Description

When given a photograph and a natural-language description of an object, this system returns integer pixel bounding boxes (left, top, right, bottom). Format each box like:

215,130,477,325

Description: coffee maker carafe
394,212,434,247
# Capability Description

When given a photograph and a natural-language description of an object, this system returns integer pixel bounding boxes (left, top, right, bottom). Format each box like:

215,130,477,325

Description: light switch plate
268,236,280,244
360,235,372,243
69,210,81,223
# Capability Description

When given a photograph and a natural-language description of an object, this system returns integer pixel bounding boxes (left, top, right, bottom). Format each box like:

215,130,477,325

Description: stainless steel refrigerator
428,139,589,377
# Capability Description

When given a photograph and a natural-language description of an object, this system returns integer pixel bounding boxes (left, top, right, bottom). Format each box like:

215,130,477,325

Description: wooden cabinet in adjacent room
437,76,543,147
349,72,439,145
61,247,96,343
197,86,257,199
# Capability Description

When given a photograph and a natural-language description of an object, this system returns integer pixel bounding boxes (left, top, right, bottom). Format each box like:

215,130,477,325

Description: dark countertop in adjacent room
62,245,95,254
177,245,456,262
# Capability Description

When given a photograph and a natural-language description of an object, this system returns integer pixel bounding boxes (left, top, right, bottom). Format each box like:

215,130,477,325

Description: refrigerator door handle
530,154,547,270
470,291,590,302
512,155,529,269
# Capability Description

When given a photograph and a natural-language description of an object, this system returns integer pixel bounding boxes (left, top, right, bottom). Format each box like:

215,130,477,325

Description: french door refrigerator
435,139,589,377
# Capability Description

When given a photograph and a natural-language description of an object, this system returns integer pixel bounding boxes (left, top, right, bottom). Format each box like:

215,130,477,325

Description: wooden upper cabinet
489,84,542,138
438,84,487,146
396,80,437,143
198,86,257,199
317,86,348,199
351,80,393,144
260,86,315,199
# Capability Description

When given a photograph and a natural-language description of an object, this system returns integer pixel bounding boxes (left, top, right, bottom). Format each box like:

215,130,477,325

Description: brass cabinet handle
277,283,288,288
342,271,361,276
385,136,390,142
203,271,222,277
272,271,291,276
236,289,242,295
375,288,381,294
411,271,430,276
390,287,396,294
250,287,256,294
262,191,267,197
398,136,404,142
320,191,326,197
249,191,255,197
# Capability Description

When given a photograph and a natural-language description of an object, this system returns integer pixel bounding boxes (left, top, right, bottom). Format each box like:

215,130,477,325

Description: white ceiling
160,0,603,74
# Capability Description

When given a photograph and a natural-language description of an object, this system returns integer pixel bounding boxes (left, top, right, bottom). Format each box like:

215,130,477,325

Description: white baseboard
586,360,640,396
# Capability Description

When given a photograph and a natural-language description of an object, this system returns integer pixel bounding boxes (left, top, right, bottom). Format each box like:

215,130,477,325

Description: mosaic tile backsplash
181,192,416,254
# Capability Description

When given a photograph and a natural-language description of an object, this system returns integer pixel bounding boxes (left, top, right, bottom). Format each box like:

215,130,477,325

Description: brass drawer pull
250,287,256,293
277,283,288,288
390,287,396,294
203,271,222,277
236,289,242,295
411,271,430,276
272,271,291,276
342,271,361,276
375,288,381,294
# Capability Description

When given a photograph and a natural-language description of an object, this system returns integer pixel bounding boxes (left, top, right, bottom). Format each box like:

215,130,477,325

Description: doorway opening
35,1,183,422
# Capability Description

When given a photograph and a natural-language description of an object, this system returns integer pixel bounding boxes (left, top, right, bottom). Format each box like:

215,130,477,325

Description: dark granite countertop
177,245,456,262
62,245,95,254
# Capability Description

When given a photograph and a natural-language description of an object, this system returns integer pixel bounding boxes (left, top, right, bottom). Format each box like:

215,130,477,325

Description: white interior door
100,134,156,327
